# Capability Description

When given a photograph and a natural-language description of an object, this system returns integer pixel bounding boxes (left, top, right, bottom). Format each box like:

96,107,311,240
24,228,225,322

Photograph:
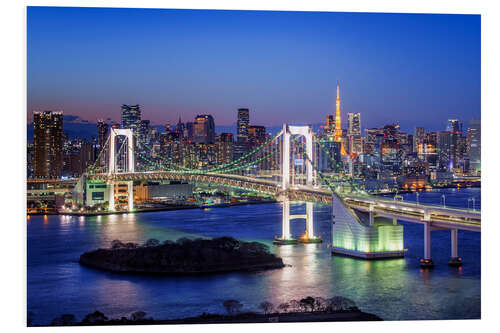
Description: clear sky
27,6,480,133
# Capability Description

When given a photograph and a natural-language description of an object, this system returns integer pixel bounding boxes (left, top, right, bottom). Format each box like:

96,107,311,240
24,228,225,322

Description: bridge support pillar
128,181,134,212
369,204,374,226
274,198,298,245
420,223,434,268
306,202,314,238
448,228,463,266
108,182,115,211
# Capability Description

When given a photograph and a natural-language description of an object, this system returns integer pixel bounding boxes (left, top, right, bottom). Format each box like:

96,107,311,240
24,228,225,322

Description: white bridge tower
275,124,320,244
108,128,135,212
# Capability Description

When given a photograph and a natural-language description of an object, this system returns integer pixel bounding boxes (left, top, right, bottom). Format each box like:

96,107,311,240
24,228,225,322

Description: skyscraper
33,111,63,178
324,115,335,138
193,115,215,144
347,113,362,154
235,108,250,160
333,81,347,155
413,127,425,154
121,104,141,133
237,108,250,143
97,120,109,149
469,120,481,174
446,119,460,133
437,131,454,171
216,133,234,165
248,125,266,149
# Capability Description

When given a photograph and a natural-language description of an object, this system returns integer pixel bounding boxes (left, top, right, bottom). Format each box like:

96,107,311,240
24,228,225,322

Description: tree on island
130,311,147,321
299,296,316,312
143,239,160,247
82,311,108,324
259,301,274,315
277,303,290,313
50,314,76,326
223,300,243,315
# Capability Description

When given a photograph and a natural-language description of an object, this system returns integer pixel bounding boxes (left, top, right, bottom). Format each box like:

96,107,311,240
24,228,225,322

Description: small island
79,236,284,274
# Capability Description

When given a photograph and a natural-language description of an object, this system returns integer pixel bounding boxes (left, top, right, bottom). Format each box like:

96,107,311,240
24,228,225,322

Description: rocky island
79,236,284,274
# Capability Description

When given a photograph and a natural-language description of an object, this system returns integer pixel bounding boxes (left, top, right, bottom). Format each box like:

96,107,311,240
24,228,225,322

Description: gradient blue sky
27,7,480,132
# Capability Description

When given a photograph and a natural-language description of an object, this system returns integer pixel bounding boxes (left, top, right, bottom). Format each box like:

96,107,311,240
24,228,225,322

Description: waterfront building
121,104,141,133
469,119,481,174
437,131,454,172
33,110,63,178
193,115,215,144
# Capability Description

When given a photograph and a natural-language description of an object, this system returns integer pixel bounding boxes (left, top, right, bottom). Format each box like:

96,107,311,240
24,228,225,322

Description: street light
441,194,446,208
416,192,420,206
472,197,476,211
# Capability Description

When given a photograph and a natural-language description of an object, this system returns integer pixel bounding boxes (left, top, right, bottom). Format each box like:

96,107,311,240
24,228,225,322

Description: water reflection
27,188,481,324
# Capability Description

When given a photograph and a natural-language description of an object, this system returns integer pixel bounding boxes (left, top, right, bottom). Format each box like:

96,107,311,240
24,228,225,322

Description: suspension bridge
72,124,480,267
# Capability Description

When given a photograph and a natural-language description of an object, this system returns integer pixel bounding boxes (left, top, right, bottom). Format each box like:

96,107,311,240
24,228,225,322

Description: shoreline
28,199,278,217
35,310,382,326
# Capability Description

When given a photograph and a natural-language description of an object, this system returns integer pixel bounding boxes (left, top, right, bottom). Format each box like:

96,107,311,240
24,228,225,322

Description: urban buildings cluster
27,86,481,193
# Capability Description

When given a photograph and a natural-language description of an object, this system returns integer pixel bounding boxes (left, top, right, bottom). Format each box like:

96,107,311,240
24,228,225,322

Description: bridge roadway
87,171,481,231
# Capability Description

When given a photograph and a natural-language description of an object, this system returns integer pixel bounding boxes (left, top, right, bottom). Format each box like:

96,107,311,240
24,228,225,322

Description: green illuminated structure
331,194,404,259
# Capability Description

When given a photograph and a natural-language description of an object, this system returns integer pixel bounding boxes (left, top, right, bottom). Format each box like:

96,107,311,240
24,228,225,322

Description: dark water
27,188,481,324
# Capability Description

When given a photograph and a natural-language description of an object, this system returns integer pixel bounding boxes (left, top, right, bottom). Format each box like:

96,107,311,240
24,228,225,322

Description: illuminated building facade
333,81,347,155
469,119,481,174
248,125,266,149
216,133,234,165
347,112,362,154
33,111,63,178
193,114,215,144
121,104,142,133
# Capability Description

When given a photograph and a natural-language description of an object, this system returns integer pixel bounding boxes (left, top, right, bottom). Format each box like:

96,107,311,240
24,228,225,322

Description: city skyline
27,7,480,131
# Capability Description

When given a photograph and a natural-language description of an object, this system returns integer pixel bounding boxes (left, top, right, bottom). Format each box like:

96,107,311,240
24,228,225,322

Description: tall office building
413,127,425,154
446,119,461,134
97,120,109,168
237,108,250,143
216,133,234,165
121,104,141,133
347,113,361,137
33,111,63,178
324,115,335,138
138,120,151,142
437,131,454,171
235,108,250,160
248,125,267,148
97,120,109,148
469,120,481,174
193,115,215,144
347,113,362,154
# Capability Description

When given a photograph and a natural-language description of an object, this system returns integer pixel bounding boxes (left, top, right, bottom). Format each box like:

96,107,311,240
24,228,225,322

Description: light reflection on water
27,188,480,324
